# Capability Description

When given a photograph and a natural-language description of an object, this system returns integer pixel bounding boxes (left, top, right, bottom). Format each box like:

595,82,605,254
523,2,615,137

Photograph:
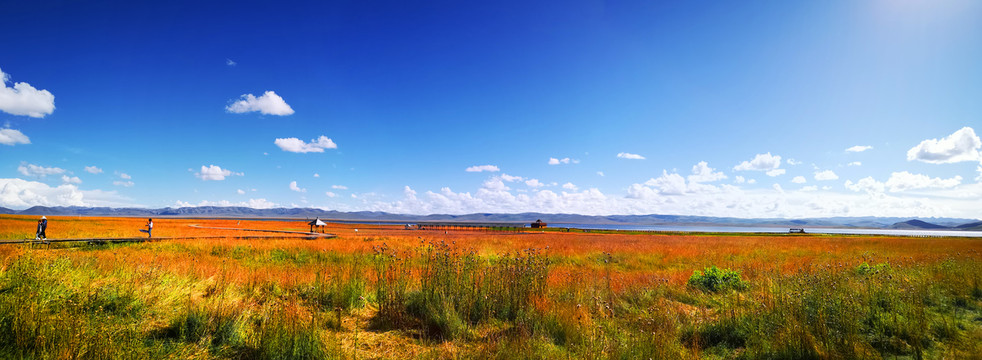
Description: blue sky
2,0,982,218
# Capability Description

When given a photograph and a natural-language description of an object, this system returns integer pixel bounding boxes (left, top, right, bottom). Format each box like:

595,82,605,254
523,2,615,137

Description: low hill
888,219,948,230
955,221,982,231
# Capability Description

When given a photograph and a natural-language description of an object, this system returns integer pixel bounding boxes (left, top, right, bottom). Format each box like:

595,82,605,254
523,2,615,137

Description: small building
531,219,547,229
309,218,327,233
789,228,805,233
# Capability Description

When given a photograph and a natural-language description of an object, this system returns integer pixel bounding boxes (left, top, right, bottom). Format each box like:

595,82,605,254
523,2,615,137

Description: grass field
0,214,980,359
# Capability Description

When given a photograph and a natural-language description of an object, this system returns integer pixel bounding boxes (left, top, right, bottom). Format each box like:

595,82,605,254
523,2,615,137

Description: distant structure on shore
531,219,547,229
308,218,327,233
789,228,805,233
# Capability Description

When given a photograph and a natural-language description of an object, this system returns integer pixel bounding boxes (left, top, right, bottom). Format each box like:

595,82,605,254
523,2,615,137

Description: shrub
687,266,747,292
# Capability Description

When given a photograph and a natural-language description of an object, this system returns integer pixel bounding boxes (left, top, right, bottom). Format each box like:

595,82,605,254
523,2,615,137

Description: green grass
0,241,980,359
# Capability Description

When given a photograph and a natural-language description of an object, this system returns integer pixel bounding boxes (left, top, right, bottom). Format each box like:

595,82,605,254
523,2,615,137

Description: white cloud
313,173,320,178
734,176,746,184
119,173,132,180
814,170,839,181
885,171,961,192
772,184,784,193
465,165,499,172
548,157,577,165
325,191,337,198
907,127,981,164
748,179,757,184
225,91,294,116
331,185,348,190
978,166,982,183
18,163,65,178
226,58,237,66
734,152,782,171
525,179,544,188
113,181,134,187
597,171,604,177
792,176,806,184
500,174,523,182
617,152,645,160
786,158,802,166
176,198,278,209
237,189,246,195
0,128,29,145
845,177,885,194
688,161,727,183
274,136,337,153
84,166,103,174
289,181,306,193
61,175,81,184
801,185,818,191
195,165,241,181
847,161,862,167
846,145,873,153
562,182,578,191
766,169,786,177
0,178,131,208
0,68,55,118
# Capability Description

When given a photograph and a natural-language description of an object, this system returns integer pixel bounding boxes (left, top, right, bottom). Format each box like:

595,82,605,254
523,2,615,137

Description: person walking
139,218,153,238
36,216,47,240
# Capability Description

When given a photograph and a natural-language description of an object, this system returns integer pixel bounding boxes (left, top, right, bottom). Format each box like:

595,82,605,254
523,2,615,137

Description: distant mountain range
2,206,981,231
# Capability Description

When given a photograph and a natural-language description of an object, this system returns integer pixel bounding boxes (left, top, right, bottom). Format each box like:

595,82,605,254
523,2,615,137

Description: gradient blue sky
3,0,982,218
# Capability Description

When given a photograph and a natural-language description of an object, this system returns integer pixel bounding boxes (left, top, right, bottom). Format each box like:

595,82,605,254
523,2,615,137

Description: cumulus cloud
18,163,65,178
500,174,523,182
786,158,802,166
792,176,806,184
562,182,578,191
848,162,862,167
325,191,337,198
465,165,499,172
814,170,839,181
525,179,544,188
313,173,320,178
548,157,578,165
274,136,337,153
0,68,55,118
617,152,645,160
289,181,306,193
237,189,246,195
118,173,131,180
597,171,604,177
885,171,961,192
766,169,786,177
332,185,348,190
175,198,277,209
688,161,727,183
195,165,241,181
734,152,782,171
225,91,294,116
0,178,118,208
845,177,885,194
907,127,981,164
61,175,81,184
846,145,873,152
84,166,103,174
113,181,134,187
0,128,29,145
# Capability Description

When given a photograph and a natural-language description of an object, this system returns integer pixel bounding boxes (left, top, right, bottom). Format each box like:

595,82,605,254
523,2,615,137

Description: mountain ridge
2,206,980,230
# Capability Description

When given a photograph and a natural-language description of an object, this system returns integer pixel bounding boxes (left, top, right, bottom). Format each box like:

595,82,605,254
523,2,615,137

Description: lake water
550,223,982,238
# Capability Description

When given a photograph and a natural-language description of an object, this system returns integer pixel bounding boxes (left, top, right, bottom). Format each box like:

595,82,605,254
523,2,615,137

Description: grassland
0,214,980,359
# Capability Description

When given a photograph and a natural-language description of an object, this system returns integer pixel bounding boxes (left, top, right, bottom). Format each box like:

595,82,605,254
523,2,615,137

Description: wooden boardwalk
0,224,335,246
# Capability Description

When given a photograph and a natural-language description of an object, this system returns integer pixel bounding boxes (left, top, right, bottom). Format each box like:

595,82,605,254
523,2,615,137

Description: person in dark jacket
36,216,47,240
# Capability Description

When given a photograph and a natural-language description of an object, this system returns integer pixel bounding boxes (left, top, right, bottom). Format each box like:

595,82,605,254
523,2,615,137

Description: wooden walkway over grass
0,224,335,246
